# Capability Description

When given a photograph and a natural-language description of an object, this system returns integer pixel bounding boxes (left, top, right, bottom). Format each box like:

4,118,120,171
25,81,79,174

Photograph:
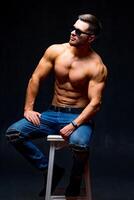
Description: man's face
69,19,91,47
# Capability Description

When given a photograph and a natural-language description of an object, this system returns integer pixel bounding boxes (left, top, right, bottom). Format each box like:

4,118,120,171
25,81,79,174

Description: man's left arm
60,64,107,139
74,78,106,126
74,63,107,126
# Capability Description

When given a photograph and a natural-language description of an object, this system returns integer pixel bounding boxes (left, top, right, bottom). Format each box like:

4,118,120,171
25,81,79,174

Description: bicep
88,63,107,101
88,80,105,102
32,53,54,81
34,57,53,79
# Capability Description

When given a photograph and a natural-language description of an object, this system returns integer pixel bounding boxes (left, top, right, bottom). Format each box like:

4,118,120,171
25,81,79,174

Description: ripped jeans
6,107,94,171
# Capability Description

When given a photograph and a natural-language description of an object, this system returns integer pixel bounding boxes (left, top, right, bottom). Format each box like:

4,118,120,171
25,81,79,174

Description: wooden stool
45,135,92,200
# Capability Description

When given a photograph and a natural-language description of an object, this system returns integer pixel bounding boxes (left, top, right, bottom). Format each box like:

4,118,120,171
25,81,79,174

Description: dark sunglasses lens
75,29,81,36
70,27,81,36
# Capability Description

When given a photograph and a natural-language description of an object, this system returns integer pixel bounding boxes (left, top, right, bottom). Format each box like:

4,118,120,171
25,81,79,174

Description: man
6,13,107,197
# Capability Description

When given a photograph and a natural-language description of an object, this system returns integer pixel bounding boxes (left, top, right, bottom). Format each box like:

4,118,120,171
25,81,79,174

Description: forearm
24,75,40,111
74,100,101,126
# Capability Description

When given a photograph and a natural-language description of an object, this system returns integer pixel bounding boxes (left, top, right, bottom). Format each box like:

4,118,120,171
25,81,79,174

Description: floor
0,131,134,200
0,169,134,200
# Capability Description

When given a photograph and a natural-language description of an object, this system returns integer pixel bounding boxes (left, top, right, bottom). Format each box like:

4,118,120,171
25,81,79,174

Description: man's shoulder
88,51,108,81
91,51,107,69
43,43,68,59
47,43,68,53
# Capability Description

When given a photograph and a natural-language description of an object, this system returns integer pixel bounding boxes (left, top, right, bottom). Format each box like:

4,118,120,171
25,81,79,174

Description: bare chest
54,54,90,86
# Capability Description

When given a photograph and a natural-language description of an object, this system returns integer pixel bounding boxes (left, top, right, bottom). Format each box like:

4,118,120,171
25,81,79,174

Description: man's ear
88,35,96,43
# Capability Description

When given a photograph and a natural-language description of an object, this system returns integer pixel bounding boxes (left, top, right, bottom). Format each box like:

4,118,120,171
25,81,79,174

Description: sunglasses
70,26,90,37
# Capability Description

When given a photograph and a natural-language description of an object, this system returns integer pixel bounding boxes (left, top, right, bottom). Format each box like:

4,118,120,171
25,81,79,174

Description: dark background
0,0,134,199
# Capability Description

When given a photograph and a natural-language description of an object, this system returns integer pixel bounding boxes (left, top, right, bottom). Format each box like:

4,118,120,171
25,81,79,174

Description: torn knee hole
70,144,89,152
6,132,20,142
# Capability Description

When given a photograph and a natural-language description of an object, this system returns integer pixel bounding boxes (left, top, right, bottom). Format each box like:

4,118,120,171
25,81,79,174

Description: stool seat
45,135,92,200
47,135,65,141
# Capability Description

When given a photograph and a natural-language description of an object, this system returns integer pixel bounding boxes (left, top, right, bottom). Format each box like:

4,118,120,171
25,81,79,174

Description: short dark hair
78,14,102,37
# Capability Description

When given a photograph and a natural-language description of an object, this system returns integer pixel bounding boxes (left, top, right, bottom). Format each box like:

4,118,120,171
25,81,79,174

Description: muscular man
6,14,107,197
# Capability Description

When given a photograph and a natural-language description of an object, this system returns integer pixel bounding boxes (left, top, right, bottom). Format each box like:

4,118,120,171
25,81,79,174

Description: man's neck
70,44,92,57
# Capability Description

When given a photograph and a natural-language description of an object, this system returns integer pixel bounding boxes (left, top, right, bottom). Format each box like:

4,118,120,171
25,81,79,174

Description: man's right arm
24,45,57,125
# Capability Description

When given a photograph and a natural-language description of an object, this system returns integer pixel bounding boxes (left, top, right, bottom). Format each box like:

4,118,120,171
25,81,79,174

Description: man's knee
69,143,89,152
69,133,90,152
6,131,21,143
69,142,89,163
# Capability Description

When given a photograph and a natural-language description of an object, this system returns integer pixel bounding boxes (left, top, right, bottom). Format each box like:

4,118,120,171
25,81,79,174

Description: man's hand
59,123,76,140
24,110,41,126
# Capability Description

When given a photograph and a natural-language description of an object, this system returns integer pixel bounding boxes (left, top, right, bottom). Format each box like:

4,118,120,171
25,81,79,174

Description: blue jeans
6,107,94,171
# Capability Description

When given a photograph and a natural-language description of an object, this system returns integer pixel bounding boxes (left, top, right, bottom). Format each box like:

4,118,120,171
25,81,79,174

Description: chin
69,41,77,46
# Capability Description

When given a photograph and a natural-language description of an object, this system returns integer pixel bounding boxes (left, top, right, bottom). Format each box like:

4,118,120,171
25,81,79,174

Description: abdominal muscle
52,80,89,108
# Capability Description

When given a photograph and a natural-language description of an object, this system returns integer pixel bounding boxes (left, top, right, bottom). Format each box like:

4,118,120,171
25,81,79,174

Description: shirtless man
6,14,107,197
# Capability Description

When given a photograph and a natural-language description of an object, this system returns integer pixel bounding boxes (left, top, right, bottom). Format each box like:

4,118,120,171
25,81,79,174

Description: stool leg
45,142,55,200
84,161,92,200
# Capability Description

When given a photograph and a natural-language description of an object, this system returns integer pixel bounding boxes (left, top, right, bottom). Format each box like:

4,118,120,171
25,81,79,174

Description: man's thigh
6,112,57,139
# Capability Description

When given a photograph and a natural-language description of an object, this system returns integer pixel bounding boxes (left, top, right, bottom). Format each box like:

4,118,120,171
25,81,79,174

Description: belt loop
68,107,71,112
